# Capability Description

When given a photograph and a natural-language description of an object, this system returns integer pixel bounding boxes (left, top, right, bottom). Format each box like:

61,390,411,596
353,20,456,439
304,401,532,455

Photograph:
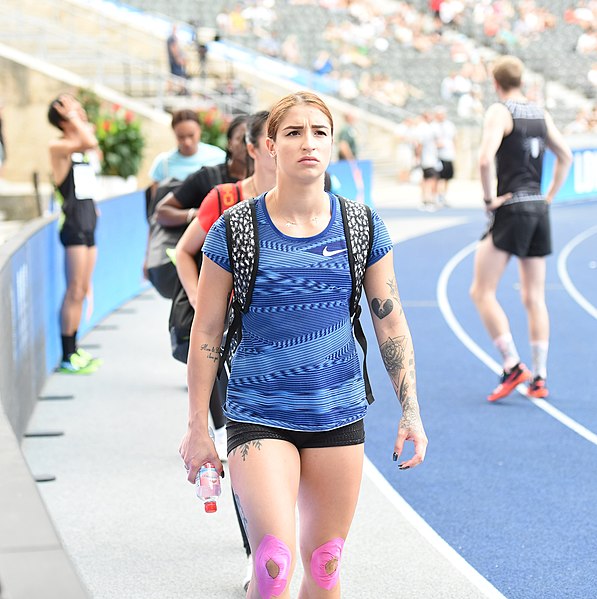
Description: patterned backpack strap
337,195,375,404
337,196,373,317
218,198,259,377
224,197,259,312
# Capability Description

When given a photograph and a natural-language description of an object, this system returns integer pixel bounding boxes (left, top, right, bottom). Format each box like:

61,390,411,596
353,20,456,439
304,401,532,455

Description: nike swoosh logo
322,246,348,257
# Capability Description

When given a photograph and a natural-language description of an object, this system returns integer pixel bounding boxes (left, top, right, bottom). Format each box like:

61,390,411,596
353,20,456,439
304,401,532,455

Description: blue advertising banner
327,159,373,207
542,145,597,203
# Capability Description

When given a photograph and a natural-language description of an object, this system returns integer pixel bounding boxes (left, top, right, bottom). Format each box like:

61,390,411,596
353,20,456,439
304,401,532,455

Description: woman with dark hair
147,108,227,201
174,111,273,308
154,114,249,227
48,93,102,373
175,110,273,592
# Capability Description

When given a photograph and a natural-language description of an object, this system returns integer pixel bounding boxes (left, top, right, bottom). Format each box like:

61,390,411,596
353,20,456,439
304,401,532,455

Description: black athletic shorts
59,224,96,247
485,200,551,257
439,160,454,180
422,167,439,180
226,418,365,456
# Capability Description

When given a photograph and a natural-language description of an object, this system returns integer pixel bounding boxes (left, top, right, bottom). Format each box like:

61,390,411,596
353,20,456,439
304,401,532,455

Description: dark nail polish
220,471,225,479
399,465,410,470
392,452,398,462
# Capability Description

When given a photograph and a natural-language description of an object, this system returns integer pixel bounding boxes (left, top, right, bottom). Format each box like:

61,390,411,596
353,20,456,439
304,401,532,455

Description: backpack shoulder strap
337,195,375,404
223,197,259,312
218,198,259,377
337,196,373,316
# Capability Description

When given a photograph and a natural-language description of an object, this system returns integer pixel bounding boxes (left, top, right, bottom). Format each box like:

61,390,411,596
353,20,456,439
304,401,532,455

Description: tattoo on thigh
232,440,263,461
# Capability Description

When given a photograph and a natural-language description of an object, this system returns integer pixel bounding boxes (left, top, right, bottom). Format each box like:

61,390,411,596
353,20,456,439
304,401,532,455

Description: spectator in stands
48,93,102,374
179,89,427,599
457,84,485,123
470,55,572,402
167,24,188,95
564,107,591,135
147,109,226,202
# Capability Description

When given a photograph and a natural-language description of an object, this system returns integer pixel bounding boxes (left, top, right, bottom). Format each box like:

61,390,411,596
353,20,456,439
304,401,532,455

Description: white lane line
364,458,508,599
437,241,597,447
557,225,597,321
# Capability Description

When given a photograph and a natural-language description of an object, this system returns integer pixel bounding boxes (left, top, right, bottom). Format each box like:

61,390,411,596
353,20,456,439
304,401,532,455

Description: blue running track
363,202,597,599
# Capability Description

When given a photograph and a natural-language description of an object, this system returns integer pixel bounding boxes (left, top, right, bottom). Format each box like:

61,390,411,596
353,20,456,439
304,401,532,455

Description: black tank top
496,101,547,198
56,153,97,232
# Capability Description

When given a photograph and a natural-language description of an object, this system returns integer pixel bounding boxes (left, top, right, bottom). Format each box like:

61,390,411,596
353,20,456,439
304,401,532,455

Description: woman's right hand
179,426,223,484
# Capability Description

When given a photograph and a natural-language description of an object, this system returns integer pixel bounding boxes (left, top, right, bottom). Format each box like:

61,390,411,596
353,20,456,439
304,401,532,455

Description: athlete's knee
65,282,87,304
309,537,345,591
255,534,292,599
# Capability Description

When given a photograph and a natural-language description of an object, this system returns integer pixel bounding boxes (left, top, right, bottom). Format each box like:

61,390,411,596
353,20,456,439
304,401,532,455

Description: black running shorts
60,224,96,247
226,418,365,456
487,200,551,257
439,160,454,180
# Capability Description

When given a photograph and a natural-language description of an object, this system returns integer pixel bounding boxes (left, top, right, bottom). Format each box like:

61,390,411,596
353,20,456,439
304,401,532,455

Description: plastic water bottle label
196,464,221,499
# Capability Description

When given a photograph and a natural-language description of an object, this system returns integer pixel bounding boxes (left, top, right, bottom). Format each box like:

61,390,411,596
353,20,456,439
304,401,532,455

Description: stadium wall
0,189,147,598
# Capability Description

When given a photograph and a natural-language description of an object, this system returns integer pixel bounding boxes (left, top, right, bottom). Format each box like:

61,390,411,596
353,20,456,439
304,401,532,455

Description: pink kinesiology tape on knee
255,534,291,599
310,537,345,590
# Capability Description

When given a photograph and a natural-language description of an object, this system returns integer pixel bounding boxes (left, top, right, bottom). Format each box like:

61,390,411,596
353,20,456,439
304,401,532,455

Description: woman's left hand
393,409,428,470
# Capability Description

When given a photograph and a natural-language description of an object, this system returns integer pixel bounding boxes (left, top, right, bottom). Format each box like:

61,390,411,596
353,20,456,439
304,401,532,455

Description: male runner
470,56,572,400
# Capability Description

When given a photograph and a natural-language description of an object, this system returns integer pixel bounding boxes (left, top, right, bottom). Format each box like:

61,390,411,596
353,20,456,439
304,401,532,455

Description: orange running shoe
527,376,549,399
487,362,532,402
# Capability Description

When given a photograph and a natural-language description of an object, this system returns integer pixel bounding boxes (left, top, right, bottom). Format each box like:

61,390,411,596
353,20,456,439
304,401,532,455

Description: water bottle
195,427,221,513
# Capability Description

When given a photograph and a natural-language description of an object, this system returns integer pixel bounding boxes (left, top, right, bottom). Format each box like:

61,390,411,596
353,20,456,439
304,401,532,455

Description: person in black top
155,114,249,227
470,56,572,401
48,93,102,374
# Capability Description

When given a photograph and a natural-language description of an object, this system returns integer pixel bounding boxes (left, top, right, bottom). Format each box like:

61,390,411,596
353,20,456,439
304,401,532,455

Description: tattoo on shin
232,440,263,461
199,343,220,363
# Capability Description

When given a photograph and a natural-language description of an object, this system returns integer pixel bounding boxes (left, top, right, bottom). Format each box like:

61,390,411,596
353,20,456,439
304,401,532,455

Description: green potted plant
95,103,145,179
197,107,229,150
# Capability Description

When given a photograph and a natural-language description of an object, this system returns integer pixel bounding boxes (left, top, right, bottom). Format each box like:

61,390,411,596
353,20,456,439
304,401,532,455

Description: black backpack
168,184,243,364
219,195,376,404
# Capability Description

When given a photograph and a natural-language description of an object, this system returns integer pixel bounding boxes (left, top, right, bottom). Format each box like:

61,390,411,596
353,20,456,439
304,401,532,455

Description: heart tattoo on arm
371,298,394,319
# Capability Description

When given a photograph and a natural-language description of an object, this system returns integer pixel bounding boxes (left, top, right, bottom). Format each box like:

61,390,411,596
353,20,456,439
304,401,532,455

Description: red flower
102,120,112,132
124,110,135,124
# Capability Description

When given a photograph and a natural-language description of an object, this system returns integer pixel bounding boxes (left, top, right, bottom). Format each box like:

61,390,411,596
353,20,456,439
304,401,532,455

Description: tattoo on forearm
380,337,418,410
387,277,403,316
380,335,406,378
371,278,404,321
232,440,263,461
200,343,220,363
400,396,424,435
371,297,393,319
